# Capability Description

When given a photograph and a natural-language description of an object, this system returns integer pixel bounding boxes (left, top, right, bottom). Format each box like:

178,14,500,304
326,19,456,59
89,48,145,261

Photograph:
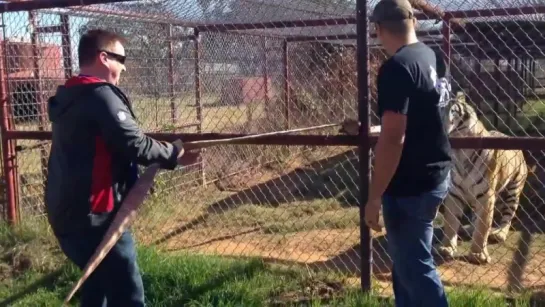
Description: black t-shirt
377,42,452,197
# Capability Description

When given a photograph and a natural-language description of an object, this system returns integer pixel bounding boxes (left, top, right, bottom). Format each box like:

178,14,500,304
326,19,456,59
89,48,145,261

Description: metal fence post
0,37,18,225
356,0,372,293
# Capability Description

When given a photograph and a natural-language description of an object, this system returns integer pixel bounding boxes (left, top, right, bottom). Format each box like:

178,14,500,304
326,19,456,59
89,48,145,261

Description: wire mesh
364,2,545,298
1,0,545,303
437,8,545,297
0,0,364,294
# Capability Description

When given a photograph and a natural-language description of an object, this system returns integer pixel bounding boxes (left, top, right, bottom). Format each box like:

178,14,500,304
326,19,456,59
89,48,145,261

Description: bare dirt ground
135,149,545,297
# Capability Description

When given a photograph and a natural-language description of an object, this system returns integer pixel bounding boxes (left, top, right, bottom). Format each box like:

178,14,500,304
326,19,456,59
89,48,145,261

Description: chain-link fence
2,0,545,302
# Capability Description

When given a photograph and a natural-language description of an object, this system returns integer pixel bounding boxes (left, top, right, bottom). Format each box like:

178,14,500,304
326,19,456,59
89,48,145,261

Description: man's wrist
368,195,382,205
368,186,383,205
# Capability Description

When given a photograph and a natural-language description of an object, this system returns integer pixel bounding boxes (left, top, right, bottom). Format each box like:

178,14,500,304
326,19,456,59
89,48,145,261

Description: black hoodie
45,75,180,236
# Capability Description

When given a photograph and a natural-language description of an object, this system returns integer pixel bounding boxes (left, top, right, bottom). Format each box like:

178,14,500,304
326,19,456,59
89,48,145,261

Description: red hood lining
65,75,105,87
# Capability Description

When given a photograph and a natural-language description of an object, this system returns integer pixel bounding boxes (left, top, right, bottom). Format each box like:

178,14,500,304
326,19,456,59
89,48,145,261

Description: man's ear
374,23,381,37
98,51,109,66
412,18,418,29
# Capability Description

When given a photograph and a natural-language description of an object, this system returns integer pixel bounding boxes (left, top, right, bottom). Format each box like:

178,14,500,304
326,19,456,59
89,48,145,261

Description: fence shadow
257,226,543,297
152,149,360,246
149,148,545,297
149,259,263,306
301,230,449,277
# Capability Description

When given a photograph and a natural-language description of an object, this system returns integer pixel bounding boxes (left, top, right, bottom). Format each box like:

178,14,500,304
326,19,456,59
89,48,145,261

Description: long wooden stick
62,123,341,305
182,123,341,149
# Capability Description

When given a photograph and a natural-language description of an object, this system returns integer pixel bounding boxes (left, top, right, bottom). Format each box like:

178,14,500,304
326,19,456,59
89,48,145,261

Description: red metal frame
262,39,269,108
0,8,77,224
1,0,543,27
356,0,372,292
0,0,134,13
284,30,443,43
0,39,17,224
167,24,176,125
193,29,205,185
442,18,451,70
61,4,179,22
6,129,545,150
446,6,545,18
191,6,545,33
194,29,203,135
29,11,50,190
196,17,356,32
60,14,73,79
282,40,290,129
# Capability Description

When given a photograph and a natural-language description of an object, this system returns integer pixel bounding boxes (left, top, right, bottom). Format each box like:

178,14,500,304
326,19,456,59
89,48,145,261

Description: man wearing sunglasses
45,29,197,306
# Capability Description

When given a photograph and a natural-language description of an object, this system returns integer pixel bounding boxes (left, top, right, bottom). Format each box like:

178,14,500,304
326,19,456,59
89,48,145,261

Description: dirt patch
269,277,346,306
436,230,545,292
0,237,60,281
155,227,360,264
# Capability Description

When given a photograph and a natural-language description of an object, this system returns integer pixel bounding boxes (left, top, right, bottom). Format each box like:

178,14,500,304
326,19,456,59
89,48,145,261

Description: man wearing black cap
342,0,452,306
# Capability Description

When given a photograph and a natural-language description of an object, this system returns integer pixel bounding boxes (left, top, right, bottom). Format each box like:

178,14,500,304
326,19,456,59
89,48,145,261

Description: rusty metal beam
61,5,181,24
2,0,182,24
36,25,63,33
194,6,545,33
6,130,545,150
0,0,135,13
447,6,545,19
284,29,443,42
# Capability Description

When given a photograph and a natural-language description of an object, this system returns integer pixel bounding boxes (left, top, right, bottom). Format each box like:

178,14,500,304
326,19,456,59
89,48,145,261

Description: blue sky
0,0,205,71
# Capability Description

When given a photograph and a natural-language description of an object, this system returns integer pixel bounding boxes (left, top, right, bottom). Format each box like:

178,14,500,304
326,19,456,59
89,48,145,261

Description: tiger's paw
489,226,510,244
466,251,491,265
488,231,508,244
433,245,456,260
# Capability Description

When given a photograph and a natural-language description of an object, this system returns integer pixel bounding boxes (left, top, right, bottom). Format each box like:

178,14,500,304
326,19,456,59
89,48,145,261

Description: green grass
0,221,535,307
0,248,534,307
481,99,545,135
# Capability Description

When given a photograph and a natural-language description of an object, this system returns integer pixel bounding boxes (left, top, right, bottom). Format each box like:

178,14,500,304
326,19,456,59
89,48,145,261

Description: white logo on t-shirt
431,65,451,108
117,111,127,121
430,65,437,85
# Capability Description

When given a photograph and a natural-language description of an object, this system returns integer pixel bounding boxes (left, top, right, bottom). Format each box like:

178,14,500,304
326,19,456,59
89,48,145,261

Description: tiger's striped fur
434,95,528,265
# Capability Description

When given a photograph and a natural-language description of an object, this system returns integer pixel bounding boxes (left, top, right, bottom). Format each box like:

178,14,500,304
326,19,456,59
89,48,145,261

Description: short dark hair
377,19,413,36
78,29,127,67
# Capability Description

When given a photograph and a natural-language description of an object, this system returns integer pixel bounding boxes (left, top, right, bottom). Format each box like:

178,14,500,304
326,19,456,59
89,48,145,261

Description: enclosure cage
2,0,545,301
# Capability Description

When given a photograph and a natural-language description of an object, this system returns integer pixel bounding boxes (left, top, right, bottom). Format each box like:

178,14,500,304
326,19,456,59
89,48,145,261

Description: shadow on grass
172,227,261,250
143,258,263,306
0,267,68,307
1,254,266,307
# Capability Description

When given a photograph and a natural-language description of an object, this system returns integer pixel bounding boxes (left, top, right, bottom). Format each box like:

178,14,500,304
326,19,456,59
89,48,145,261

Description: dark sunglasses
100,50,126,65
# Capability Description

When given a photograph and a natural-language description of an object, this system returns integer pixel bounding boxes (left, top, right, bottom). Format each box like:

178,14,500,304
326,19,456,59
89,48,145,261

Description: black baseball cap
370,0,415,23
